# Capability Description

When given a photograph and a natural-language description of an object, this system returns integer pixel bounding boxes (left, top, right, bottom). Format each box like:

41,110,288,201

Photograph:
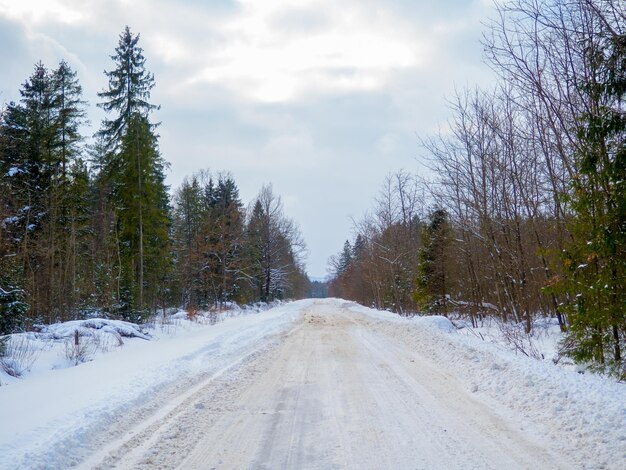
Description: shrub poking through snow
186,306,199,322
208,308,220,325
64,330,97,366
0,334,40,377
496,320,544,360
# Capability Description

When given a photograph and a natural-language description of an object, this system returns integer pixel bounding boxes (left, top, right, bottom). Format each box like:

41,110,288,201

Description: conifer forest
0,27,308,331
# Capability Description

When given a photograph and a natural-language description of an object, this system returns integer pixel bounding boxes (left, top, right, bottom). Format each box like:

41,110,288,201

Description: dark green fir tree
97,27,170,319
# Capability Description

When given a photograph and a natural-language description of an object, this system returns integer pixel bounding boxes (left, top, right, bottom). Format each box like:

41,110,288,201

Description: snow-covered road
2,299,624,469
84,300,607,469
170,305,565,470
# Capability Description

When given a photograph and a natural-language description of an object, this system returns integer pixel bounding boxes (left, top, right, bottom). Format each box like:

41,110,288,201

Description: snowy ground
451,315,570,366
0,301,306,469
1,299,624,469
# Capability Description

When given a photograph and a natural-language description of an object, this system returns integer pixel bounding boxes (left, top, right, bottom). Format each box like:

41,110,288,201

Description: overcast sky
0,0,497,279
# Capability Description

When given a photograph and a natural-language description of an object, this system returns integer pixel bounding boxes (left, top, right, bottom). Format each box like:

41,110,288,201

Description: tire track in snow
80,300,591,469
82,320,307,469
175,304,569,469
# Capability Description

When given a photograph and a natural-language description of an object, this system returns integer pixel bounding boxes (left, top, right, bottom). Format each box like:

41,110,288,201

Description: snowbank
0,300,311,469
34,318,151,341
338,299,626,470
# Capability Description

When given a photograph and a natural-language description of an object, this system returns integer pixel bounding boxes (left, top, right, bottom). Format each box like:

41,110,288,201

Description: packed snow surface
0,301,307,468
0,299,624,469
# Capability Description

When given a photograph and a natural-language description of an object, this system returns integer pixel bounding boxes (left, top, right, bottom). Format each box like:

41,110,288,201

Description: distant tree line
308,280,328,298
0,26,308,331
328,0,625,377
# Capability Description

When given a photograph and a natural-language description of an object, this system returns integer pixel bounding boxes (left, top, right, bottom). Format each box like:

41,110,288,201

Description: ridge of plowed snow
341,300,625,469
0,300,312,469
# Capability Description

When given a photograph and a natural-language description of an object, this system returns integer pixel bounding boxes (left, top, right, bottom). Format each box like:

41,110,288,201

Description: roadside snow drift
342,300,626,470
0,301,311,469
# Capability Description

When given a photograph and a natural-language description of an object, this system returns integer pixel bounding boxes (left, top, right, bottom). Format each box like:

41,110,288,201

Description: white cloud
187,0,427,102
378,132,399,155
0,0,86,25
0,0,498,277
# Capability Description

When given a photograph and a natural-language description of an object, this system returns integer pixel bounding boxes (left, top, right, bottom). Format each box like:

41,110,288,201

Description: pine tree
97,27,170,319
0,62,87,322
245,185,305,302
244,200,267,301
1,63,54,238
352,234,365,261
171,174,206,308
51,60,87,180
0,65,50,323
88,135,120,315
64,158,94,316
0,263,28,335
48,61,88,319
97,26,158,152
562,30,626,377
114,114,170,318
416,209,450,314
338,240,353,276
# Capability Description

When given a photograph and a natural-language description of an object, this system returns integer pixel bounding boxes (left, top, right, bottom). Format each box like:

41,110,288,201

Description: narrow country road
88,301,568,469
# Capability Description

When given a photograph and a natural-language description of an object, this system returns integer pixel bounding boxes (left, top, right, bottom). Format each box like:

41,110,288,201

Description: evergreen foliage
0,265,27,335
337,241,353,277
0,26,309,333
561,29,626,376
0,60,88,323
245,185,307,302
51,60,87,180
97,26,158,151
416,209,450,314
170,174,307,308
171,173,206,307
96,27,169,319
245,200,268,301
113,114,170,317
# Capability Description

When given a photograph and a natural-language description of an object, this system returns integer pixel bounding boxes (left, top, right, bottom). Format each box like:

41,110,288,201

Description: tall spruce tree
1,63,54,239
245,200,267,301
115,114,169,315
97,26,158,151
338,240,353,276
51,60,86,180
49,61,88,319
97,27,170,319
